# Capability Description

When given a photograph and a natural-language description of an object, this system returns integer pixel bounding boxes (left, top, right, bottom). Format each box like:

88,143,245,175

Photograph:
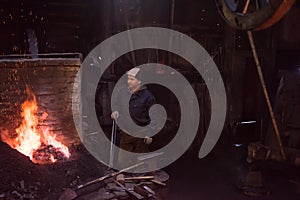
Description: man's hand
111,111,119,120
144,136,153,145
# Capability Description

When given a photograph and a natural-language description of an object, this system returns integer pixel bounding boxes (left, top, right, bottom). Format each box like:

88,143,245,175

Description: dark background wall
1,0,300,153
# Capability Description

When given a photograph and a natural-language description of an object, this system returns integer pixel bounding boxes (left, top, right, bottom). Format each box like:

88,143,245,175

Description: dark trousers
118,131,149,168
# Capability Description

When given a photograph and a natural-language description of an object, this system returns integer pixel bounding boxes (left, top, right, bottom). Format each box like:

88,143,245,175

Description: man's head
127,67,142,92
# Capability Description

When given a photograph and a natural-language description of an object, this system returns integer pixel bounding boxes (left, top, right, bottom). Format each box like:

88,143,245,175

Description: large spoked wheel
215,0,296,30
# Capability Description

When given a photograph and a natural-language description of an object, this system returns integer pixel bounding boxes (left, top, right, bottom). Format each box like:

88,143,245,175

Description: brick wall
0,58,81,147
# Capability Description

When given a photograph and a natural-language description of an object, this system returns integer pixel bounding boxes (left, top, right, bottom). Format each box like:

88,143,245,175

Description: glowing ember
0,85,71,164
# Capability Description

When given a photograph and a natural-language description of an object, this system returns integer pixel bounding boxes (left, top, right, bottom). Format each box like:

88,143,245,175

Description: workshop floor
165,140,300,200
1,137,299,199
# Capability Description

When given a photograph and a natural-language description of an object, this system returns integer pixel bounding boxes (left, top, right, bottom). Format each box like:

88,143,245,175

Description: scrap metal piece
77,162,144,189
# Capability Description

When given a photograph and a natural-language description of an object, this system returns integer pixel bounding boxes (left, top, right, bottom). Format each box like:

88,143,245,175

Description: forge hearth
0,56,81,155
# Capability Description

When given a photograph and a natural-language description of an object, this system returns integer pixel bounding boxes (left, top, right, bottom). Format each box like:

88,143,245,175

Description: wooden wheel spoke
234,0,251,13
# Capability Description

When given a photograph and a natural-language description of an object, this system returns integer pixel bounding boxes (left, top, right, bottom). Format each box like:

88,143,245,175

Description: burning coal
1,85,71,164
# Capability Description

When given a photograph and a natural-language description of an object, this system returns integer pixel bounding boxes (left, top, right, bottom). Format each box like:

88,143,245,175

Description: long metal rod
170,0,175,27
168,0,175,66
122,0,137,66
246,31,286,160
109,120,116,168
77,162,144,189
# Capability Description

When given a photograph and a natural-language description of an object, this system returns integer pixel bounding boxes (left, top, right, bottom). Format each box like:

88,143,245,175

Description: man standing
111,67,156,168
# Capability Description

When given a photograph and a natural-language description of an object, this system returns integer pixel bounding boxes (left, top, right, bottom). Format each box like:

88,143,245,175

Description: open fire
1,85,71,164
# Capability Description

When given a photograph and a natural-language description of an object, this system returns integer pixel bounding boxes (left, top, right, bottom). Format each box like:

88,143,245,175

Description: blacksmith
111,67,157,168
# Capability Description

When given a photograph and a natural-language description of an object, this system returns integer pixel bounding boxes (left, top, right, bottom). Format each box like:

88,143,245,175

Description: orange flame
1,86,70,164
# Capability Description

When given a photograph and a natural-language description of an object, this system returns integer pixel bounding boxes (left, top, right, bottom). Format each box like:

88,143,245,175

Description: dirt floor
165,141,300,200
0,141,106,199
1,138,300,200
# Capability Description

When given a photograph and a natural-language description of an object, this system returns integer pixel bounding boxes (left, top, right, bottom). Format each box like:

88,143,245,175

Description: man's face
127,75,141,91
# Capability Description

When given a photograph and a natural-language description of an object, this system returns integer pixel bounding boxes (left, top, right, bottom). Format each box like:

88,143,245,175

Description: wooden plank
0,59,81,67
